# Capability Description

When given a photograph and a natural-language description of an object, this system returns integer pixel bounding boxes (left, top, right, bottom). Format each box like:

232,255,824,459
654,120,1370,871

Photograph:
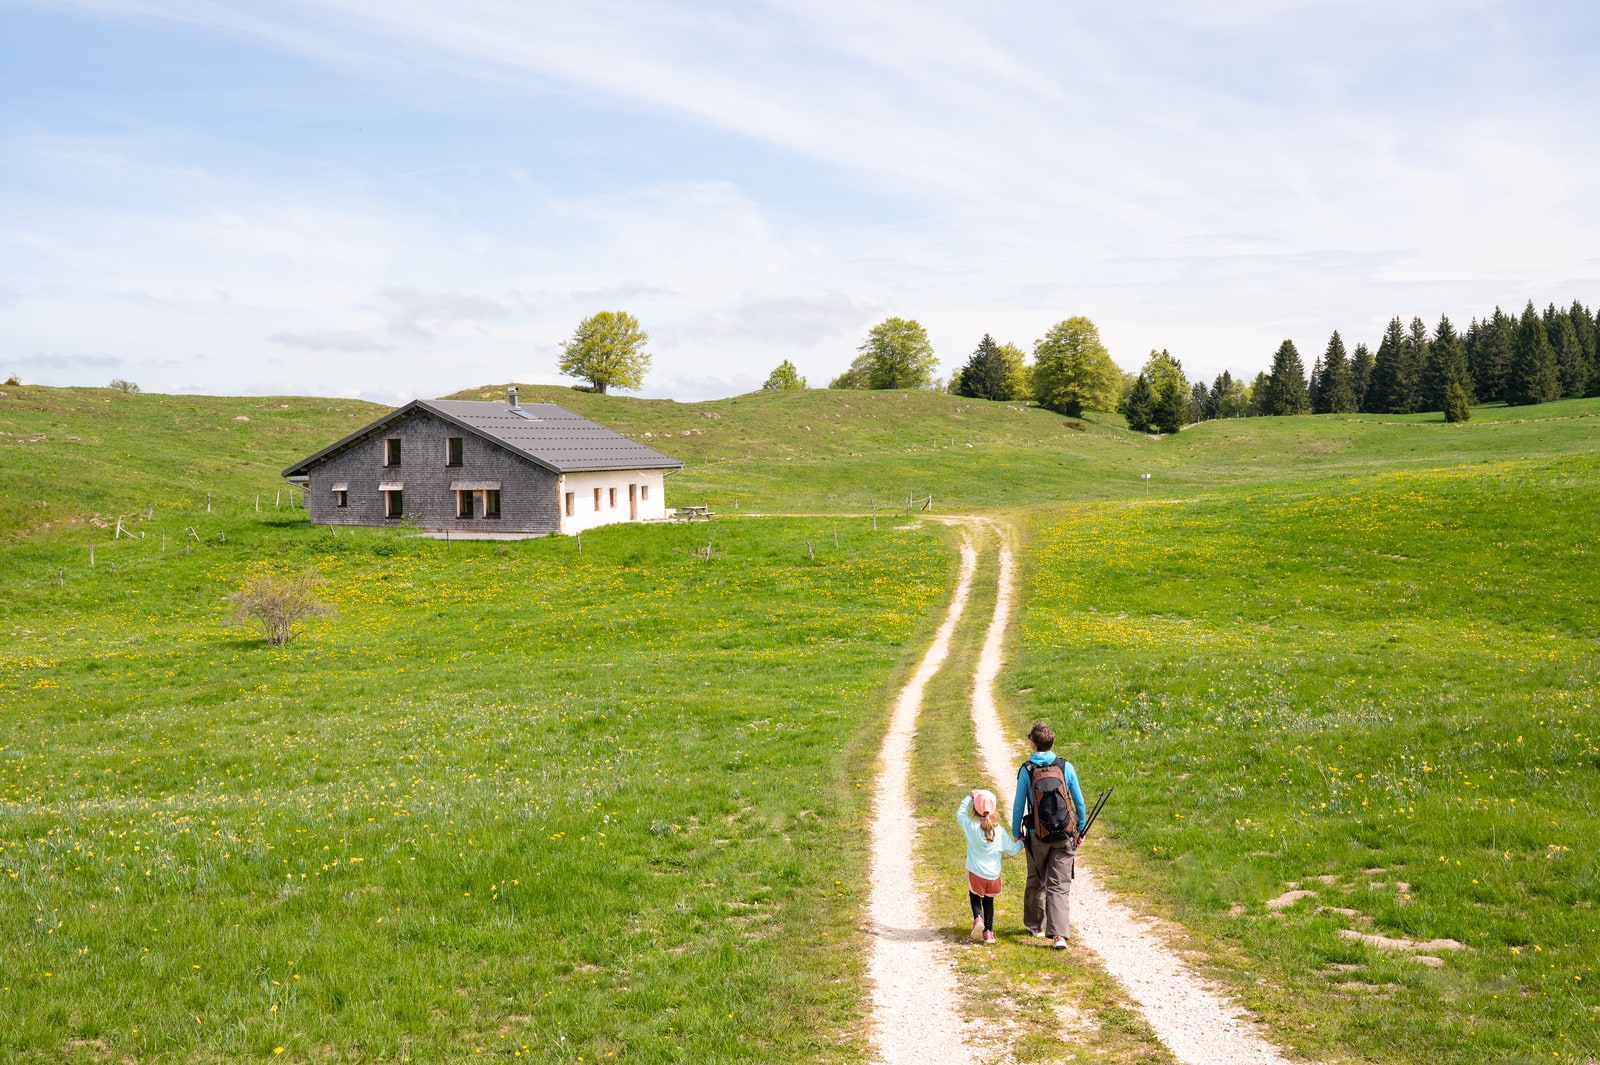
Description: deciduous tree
1031,317,1119,417
558,311,652,394
858,317,937,390
762,360,807,390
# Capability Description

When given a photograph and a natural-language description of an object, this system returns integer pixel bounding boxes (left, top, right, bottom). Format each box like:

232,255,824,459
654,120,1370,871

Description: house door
628,483,637,520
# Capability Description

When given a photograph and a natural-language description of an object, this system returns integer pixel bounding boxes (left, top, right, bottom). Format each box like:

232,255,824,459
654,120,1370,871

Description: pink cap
971,790,996,817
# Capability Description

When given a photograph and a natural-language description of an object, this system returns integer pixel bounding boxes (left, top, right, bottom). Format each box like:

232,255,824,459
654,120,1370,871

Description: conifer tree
1444,381,1471,422
1261,339,1311,416
1188,380,1209,424
1393,316,1428,413
1570,301,1598,397
1208,371,1248,419
956,334,1012,401
1153,375,1188,434
1350,342,1374,411
1421,315,1471,411
1365,317,1407,413
1507,301,1560,405
1316,331,1356,413
1121,374,1155,432
1548,310,1586,397
1472,307,1515,403
1307,354,1324,413
1247,372,1270,416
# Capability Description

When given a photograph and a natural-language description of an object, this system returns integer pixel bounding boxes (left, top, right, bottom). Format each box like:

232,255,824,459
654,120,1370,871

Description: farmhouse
283,388,683,537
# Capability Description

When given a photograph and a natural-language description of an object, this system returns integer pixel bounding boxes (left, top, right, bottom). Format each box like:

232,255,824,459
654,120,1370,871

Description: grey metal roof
283,399,682,478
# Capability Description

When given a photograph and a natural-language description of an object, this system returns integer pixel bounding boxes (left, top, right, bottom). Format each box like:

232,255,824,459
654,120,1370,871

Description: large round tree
558,311,652,394
1031,317,1119,417
859,317,937,389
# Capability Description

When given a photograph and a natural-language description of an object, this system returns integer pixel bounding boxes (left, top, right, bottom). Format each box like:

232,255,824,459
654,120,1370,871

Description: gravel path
867,520,1300,1065
966,523,1298,1065
865,533,979,1065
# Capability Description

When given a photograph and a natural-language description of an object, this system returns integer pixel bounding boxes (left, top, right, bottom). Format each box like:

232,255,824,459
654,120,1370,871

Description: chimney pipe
508,385,519,409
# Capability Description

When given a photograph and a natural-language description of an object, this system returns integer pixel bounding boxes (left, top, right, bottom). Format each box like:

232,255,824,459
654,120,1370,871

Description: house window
484,490,500,519
609,487,617,508
383,489,403,518
640,485,649,501
384,438,402,467
456,490,474,519
446,437,463,466
334,490,348,508
565,492,574,517
594,487,602,511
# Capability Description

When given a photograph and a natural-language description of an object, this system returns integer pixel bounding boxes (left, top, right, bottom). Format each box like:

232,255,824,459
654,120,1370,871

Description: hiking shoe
970,917,986,942
983,930,996,945
1028,927,1046,938
1052,936,1068,950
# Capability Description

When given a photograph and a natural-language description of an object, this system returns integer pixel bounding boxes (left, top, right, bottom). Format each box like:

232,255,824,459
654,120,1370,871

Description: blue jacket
1012,751,1087,841
957,795,1023,879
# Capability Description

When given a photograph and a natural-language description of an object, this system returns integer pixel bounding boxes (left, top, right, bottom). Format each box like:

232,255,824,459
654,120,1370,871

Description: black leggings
969,892,994,932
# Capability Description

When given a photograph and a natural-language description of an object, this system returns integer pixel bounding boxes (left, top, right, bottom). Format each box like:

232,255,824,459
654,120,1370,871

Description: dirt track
866,519,1298,1065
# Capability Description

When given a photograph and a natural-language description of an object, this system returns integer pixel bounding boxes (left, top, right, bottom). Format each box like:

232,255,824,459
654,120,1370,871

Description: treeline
809,316,1123,417
1121,298,1600,433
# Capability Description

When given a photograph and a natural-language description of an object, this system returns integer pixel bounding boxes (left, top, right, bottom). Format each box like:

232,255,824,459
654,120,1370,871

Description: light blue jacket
957,795,1023,879
1011,751,1088,841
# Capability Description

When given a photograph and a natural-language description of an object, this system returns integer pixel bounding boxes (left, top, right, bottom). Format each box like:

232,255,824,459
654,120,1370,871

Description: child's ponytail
979,811,997,843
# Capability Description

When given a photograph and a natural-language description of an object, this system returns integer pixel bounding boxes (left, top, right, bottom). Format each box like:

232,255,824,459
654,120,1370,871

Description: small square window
334,489,348,508
640,485,649,501
609,487,617,508
484,489,500,519
565,492,574,517
384,438,402,466
384,489,403,518
446,437,463,466
456,490,474,519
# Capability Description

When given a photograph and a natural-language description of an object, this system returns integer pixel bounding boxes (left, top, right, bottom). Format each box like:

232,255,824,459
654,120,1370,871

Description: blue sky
4,1,1598,403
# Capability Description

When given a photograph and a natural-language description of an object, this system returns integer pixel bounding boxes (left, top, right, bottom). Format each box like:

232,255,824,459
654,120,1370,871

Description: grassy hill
2,382,1598,1063
6,380,1597,542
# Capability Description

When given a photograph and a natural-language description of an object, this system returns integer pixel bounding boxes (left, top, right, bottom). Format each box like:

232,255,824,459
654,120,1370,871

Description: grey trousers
1023,835,1076,938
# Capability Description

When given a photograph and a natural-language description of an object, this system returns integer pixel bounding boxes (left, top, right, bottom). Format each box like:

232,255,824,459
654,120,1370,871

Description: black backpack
1027,761,1076,842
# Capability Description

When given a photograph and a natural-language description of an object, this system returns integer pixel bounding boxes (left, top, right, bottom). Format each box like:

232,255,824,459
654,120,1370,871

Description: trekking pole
1077,786,1114,843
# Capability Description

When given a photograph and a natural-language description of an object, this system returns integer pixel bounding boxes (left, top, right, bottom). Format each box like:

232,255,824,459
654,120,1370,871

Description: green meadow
1011,454,1600,1062
3,382,1599,1063
1,493,953,1062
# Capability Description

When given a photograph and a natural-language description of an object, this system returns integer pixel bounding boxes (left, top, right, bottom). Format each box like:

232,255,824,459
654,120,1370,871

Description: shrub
108,378,141,393
228,571,334,645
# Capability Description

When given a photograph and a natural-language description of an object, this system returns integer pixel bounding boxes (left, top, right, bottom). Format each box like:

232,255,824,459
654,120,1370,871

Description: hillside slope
4,380,1598,541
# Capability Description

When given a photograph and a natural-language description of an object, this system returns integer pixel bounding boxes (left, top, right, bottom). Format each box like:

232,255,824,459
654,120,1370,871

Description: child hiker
957,788,1023,944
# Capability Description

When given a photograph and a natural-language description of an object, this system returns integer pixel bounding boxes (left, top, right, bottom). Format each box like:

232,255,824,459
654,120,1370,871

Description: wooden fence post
806,540,814,561
89,546,94,566
207,492,212,514
833,525,838,548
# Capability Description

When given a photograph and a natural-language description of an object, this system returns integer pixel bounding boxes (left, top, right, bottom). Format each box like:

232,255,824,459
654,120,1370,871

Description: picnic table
676,505,713,520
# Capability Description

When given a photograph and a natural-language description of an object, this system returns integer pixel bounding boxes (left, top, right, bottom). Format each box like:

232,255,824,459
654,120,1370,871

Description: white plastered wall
557,469,671,534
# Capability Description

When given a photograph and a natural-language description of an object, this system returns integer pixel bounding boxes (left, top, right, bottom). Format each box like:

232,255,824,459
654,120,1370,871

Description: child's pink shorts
968,872,1003,897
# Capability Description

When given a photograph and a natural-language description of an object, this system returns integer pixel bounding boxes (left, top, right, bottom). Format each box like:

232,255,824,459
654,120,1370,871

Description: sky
4,1,1599,404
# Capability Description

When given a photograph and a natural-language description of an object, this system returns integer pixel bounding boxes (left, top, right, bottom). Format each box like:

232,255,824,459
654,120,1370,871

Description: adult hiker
1011,721,1086,948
